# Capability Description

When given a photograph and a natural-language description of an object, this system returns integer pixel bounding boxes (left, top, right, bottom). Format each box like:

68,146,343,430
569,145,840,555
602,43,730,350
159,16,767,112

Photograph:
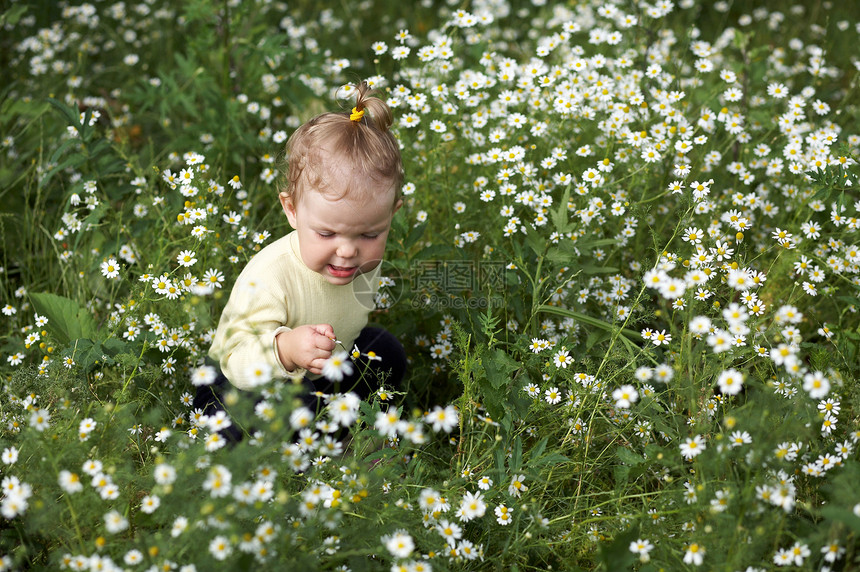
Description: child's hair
282,81,403,206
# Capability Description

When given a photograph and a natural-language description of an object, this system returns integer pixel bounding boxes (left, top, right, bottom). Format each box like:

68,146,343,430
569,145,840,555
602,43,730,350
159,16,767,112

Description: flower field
3,0,860,570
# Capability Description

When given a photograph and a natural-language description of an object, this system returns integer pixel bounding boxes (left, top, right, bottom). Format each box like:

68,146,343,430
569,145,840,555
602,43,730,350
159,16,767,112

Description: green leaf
732,29,750,50
510,436,523,473
523,225,546,257
478,310,501,341
509,375,533,420
49,137,80,165
538,305,642,342
46,97,82,130
573,238,621,251
837,296,860,307
616,446,646,466
0,4,29,27
545,242,577,264
494,445,507,476
550,183,572,233
644,444,672,466
578,264,620,275
532,452,568,467
72,338,121,373
530,436,548,461
88,138,111,159
102,337,128,354
404,221,427,250
41,153,88,188
482,348,519,390
598,526,638,571
613,463,630,486
30,292,99,345
819,506,860,534
586,328,610,350
478,376,506,425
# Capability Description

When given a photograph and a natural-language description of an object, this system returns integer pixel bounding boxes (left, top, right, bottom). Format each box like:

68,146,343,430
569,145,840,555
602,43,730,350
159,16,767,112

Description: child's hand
276,324,337,375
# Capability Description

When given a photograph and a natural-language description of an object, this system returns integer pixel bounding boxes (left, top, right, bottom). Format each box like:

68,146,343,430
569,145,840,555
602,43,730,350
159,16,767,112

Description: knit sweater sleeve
208,278,297,390
208,237,303,390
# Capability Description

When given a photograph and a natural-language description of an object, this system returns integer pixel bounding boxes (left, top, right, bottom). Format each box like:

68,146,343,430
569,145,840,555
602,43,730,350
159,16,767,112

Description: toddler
196,81,407,434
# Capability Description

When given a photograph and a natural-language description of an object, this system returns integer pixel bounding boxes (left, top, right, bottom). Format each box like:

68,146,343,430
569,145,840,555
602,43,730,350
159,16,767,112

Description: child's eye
362,234,380,239
317,232,333,238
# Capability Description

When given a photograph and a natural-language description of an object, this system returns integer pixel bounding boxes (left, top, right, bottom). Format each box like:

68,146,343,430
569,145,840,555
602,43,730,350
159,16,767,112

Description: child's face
280,181,401,285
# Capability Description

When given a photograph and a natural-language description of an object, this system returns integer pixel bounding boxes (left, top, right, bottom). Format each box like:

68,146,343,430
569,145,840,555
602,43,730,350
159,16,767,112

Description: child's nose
336,240,358,259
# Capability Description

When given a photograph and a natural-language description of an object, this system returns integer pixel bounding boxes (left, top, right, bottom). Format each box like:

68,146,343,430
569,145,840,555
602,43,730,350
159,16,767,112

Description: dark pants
193,327,407,441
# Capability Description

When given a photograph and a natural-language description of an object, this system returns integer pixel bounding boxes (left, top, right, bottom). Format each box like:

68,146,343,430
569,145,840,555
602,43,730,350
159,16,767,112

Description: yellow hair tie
350,107,365,122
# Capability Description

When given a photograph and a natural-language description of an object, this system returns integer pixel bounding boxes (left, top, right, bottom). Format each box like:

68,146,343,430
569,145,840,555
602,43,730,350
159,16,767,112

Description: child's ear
279,192,298,228
392,198,403,215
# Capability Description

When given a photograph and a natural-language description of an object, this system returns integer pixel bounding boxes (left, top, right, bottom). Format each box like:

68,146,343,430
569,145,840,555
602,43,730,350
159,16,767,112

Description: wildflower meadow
3,0,860,570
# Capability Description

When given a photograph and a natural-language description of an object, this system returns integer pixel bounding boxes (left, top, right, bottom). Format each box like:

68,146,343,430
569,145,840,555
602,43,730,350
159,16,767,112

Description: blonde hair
281,81,403,206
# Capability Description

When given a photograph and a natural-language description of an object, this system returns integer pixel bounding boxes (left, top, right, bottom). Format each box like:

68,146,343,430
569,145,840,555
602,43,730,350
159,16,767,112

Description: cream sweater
208,230,380,390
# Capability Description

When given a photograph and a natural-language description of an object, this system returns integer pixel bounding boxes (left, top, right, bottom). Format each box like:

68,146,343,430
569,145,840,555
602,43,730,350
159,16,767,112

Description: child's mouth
328,264,358,278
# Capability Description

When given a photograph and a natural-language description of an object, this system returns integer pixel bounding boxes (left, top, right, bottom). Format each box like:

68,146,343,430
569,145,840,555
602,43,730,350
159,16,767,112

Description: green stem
48,454,87,553
121,339,149,394
63,494,87,553
530,255,544,338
